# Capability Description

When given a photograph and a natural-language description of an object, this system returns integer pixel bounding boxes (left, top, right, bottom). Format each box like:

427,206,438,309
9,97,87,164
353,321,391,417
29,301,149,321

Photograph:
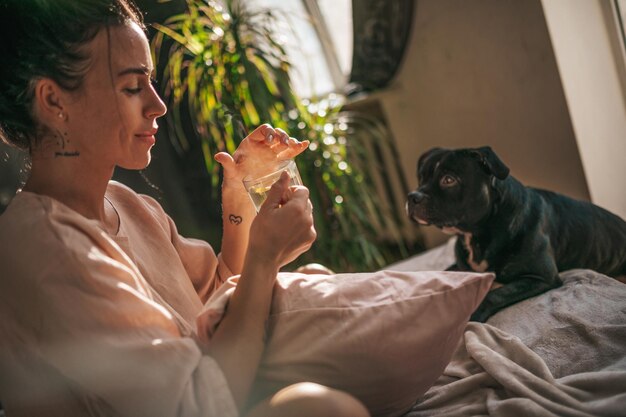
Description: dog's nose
408,191,426,205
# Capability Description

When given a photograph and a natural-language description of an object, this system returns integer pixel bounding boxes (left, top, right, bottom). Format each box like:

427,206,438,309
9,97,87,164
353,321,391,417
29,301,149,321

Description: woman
0,1,369,416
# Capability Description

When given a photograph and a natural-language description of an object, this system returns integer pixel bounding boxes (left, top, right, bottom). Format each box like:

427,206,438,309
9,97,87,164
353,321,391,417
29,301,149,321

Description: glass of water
242,159,303,212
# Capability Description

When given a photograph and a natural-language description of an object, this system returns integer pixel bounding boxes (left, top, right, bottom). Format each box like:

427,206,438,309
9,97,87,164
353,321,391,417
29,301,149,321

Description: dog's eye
439,175,458,187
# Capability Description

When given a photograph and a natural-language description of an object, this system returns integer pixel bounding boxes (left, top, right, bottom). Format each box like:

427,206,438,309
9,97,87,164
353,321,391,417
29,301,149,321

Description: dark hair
0,0,144,151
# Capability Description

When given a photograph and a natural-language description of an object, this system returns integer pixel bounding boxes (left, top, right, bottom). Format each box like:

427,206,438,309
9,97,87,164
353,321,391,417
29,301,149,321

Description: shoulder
0,191,61,246
0,191,105,257
0,192,110,295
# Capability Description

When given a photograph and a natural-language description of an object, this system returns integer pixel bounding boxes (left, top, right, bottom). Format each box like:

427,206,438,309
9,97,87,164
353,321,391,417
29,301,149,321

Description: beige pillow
198,270,494,417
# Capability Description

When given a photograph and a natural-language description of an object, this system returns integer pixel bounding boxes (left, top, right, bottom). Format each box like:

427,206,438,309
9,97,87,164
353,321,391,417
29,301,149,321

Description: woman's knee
245,382,370,417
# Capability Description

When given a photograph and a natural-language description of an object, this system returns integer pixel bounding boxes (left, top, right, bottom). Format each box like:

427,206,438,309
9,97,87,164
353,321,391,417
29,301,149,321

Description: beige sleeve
34,242,238,417
139,194,235,302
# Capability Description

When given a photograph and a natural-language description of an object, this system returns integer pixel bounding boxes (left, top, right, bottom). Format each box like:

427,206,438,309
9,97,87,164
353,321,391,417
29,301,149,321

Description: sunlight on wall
542,0,626,219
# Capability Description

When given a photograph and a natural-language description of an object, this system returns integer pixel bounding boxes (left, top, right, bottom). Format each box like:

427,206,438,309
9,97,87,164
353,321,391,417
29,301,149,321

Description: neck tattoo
33,131,80,159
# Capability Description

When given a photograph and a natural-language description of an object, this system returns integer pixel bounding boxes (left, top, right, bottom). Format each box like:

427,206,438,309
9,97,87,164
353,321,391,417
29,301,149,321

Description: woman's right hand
247,172,316,269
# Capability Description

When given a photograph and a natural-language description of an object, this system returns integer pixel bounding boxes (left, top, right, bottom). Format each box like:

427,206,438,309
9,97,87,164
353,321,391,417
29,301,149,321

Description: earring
58,112,64,119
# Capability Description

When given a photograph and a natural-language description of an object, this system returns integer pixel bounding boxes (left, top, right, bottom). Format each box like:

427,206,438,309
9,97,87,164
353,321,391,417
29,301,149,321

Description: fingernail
267,133,274,143
282,135,288,145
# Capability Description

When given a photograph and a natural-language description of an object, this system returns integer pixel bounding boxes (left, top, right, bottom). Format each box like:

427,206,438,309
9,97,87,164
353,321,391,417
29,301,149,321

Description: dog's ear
471,146,510,180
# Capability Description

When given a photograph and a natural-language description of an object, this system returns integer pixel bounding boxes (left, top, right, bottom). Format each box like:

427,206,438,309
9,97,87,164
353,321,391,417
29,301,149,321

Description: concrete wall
371,0,591,247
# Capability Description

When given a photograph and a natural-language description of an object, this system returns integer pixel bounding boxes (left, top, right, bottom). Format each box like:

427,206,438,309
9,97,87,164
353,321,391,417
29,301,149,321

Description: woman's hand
214,124,309,186
217,125,308,276
247,172,316,269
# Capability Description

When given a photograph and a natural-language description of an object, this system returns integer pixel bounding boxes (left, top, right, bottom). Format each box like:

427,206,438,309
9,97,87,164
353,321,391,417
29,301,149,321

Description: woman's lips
136,129,158,145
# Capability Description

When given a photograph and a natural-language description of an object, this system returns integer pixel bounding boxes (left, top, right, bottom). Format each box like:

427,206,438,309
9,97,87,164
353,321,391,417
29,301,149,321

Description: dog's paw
490,281,504,290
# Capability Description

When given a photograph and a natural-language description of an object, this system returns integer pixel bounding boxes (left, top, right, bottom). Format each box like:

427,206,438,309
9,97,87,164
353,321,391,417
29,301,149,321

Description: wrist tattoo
229,214,243,225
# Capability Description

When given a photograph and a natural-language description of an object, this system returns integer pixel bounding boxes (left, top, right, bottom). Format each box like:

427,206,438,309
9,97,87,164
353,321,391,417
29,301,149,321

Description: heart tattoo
229,214,243,225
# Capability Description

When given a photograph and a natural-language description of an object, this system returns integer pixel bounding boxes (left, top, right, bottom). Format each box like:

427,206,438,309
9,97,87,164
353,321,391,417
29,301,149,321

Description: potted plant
151,0,421,272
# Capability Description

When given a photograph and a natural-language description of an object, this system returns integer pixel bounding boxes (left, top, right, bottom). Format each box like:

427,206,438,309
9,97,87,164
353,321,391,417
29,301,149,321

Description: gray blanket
389,241,626,417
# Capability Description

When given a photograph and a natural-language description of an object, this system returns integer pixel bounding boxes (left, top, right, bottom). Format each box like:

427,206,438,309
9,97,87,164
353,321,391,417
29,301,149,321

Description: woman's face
62,22,167,170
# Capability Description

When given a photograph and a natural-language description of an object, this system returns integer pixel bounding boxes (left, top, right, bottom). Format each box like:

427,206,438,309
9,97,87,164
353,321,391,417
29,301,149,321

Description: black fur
407,146,626,322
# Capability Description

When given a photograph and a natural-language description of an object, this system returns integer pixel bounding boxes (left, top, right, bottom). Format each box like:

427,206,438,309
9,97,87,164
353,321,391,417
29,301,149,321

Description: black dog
407,146,626,322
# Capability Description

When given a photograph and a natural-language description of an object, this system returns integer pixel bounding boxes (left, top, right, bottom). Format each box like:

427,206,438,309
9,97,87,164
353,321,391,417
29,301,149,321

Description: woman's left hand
214,124,309,184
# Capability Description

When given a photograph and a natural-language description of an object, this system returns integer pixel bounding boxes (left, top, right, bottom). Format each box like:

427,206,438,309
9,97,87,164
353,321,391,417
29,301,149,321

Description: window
248,0,352,98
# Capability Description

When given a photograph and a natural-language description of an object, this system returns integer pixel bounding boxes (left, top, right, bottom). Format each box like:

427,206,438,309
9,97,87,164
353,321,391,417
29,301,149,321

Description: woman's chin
118,155,151,171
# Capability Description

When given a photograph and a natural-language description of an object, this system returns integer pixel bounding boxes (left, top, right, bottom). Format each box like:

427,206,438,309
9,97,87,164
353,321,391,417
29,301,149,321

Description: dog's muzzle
408,191,426,205
407,191,430,225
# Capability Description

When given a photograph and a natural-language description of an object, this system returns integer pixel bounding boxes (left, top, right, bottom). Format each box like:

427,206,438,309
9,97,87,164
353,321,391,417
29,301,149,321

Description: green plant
151,0,420,272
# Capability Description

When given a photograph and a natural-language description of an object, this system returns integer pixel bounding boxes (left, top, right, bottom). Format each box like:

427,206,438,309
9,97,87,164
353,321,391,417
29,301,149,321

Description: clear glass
242,160,303,212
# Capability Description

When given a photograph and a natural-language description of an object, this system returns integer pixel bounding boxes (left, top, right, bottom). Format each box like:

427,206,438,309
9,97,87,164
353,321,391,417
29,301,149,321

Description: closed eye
123,78,158,95
124,86,142,94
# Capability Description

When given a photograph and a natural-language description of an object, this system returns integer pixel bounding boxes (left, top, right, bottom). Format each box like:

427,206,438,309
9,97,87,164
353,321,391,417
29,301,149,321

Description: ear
33,78,66,123
417,147,445,173
471,146,510,180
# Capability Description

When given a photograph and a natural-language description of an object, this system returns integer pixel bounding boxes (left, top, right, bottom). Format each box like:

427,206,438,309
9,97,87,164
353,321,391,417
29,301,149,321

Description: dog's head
407,146,510,232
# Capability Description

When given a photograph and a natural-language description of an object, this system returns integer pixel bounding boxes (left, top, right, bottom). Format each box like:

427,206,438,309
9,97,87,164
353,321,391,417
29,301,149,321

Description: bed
200,236,625,416
388,238,626,417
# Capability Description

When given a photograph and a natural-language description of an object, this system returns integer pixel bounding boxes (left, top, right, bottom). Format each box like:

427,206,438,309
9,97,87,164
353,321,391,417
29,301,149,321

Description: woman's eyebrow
117,66,153,77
